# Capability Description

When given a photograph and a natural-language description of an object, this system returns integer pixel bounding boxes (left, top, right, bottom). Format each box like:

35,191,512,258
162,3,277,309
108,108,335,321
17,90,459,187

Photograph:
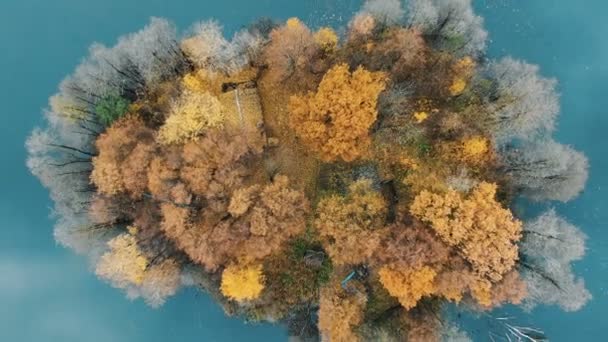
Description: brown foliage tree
401,307,441,342
369,28,427,78
316,179,388,265
289,63,387,162
374,219,450,269
318,277,367,342
180,130,252,200
161,175,309,271
263,18,319,83
91,115,156,198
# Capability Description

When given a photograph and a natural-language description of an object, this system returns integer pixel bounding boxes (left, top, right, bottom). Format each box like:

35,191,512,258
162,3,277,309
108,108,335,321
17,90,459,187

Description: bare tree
519,210,591,312
359,0,405,25
182,20,265,74
486,57,559,142
500,140,588,202
407,0,488,57
26,120,113,259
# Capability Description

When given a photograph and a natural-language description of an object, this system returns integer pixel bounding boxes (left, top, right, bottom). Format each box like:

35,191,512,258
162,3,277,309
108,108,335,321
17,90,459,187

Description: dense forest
27,0,590,340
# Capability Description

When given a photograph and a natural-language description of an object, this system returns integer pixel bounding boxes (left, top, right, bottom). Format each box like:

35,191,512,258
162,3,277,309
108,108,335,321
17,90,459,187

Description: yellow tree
289,63,387,162
221,263,265,302
95,232,148,289
438,135,493,166
157,90,224,144
410,182,522,282
449,56,475,96
314,27,339,52
378,265,436,309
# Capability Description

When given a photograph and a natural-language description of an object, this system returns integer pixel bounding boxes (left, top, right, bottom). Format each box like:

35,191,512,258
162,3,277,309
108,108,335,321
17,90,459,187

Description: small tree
157,90,225,145
96,233,148,288
95,94,131,126
221,263,265,302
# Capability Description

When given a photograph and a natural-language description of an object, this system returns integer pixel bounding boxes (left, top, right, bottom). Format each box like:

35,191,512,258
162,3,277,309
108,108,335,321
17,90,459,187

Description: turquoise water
1,0,606,340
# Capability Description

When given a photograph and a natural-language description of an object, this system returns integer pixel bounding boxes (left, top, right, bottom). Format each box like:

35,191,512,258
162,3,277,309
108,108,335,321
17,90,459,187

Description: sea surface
1,0,606,341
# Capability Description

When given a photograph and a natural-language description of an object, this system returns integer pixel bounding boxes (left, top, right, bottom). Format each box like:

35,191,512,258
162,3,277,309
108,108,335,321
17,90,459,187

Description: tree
116,17,187,84
486,57,559,142
263,18,318,83
368,27,427,79
433,255,478,303
318,279,367,342
95,94,131,126
47,18,188,139
96,232,182,307
374,220,450,270
520,210,591,311
228,28,266,71
27,109,101,257
182,20,265,74
316,179,388,265
90,115,156,198
407,0,487,57
160,176,309,271
182,20,228,70
521,262,591,312
359,0,405,25
157,90,225,145
500,140,588,202
138,258,182,307
96,233,148,289
89,195,125,225
410,182,522,282
179,130,252,198
401,307,441,342
221,263,265,302
485,270,527,308
289,64,387,162
378,265,436,309
314,27,339,52
348,14,376,38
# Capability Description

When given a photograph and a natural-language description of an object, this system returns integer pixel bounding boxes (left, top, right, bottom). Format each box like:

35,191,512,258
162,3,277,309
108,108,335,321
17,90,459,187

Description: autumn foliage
378,265,436,309
157,90,224,144
28,3,590,341
316,179,387,265
264,18,318,83
289,64,387,162
410,182,523,282
160,175,309,271
221,263,265,302
318,279,367,342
